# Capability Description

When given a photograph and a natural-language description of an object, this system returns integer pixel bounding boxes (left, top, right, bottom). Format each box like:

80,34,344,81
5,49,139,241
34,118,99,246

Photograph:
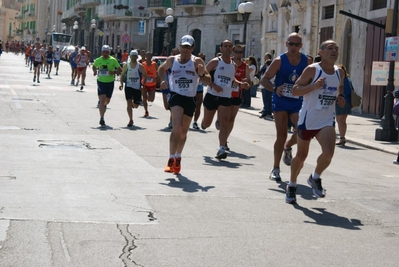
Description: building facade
0,0,21,42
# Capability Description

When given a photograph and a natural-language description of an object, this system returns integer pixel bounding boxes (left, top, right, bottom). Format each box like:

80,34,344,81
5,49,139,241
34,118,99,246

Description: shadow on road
202,156,244,168
160,175,215,193
294,205,363,230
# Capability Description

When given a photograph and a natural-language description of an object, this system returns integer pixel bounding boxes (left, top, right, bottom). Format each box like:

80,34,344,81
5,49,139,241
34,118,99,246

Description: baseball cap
102,45,110,52
180,35,195,47
56,45,59,48
130,50,138,56
81,46,86,50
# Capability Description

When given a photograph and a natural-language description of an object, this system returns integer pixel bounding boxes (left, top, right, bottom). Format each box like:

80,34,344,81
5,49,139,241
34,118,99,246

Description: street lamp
90,19,96,59
52,24,56,33
238,1,254,55
375,0,399,141
61,23,66,34
73,21,79,46
165,8,174,56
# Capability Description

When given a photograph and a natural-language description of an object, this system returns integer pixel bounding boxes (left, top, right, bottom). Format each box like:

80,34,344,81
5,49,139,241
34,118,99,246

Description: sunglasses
287,41,301,47
234,50,244,54
181,45,193,49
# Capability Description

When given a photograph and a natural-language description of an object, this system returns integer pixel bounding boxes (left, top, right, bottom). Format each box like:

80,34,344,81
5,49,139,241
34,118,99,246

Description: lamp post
90,19,96,60
61,23,66,34
238,1,254,55
165,8,174,56
375,0,399,141
73,21,79,46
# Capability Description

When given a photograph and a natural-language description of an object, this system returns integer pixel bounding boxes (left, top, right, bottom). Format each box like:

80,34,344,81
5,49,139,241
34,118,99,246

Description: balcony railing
176,0,205,5
99,4,149,19
148,0,172,8
81,0,101,6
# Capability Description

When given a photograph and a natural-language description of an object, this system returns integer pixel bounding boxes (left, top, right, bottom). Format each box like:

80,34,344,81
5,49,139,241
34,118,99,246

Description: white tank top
206,57,235,98
126,62,141,89
54,51,61,60
33,49,42,62
298,63,341,130
76,54,87,67
168,55,199,97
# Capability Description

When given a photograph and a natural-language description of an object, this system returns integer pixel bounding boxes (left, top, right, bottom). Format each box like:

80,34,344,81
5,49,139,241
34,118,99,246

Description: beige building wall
0,0,20,42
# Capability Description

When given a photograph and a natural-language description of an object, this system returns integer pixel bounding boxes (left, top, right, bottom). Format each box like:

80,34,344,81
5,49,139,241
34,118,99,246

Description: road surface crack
117,224,144,267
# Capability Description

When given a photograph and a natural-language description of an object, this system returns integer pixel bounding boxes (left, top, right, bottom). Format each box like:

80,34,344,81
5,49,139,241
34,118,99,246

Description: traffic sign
122,34,130,44
384,37,399,61
370,61,399,86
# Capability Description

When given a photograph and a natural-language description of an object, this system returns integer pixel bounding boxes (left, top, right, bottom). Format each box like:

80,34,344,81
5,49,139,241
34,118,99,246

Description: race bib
282,83,299,99
316,94,336,110
176,79,192,91
129,77,139,82
218,75,231,86
147,77,153,82
99,69,109,76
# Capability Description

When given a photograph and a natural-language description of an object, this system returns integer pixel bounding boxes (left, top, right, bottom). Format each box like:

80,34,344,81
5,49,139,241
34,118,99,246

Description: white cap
180,35,195,46
130,50,138,56
81,46,86,50
101,45,110,52
56,45,60,48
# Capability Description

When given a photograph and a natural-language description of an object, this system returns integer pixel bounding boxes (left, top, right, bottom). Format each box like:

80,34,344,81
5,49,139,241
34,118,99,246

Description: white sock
312,172,320,179
169,154,175,159
175,153,181,158
220,146,225,150
288,181,297,187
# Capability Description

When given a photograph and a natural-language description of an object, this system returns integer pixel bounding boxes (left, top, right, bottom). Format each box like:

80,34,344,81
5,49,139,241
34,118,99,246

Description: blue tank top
274,53,308,99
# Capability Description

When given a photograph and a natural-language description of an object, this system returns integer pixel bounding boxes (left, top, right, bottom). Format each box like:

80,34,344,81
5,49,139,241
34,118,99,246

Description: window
323,5,334,19
371,0,387,10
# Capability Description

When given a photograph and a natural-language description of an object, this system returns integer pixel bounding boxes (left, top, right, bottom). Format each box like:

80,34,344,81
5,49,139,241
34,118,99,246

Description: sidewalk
239,91,399,155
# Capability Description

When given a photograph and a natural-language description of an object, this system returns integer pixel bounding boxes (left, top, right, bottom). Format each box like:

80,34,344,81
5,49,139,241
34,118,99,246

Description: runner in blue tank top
260,32,312,182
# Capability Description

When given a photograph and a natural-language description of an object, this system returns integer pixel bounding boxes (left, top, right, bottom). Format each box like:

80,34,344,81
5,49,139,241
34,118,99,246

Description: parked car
61,45,76,61
151,56,167,90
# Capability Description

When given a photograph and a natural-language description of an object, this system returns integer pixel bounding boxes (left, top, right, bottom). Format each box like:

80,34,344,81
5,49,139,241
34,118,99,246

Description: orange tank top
143,61,157,86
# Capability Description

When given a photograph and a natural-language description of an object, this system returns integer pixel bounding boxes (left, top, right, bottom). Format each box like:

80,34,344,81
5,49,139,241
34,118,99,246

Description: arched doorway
192,29,201,56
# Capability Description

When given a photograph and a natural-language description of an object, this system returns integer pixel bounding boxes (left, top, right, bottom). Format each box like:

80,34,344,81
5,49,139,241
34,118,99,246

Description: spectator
335,65,352,146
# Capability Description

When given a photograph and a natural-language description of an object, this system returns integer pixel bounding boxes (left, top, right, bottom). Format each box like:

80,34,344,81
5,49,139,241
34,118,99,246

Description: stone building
0,0,21,42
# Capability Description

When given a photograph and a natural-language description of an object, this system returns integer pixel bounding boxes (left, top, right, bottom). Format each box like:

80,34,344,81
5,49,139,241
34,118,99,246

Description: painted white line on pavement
9,88,22,109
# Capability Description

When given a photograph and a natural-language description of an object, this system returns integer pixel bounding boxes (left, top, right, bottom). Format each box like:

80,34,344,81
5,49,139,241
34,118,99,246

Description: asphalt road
0,53,398,267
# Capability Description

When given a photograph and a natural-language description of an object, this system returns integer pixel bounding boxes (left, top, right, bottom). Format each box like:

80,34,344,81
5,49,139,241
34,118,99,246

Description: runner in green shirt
92,45,122,126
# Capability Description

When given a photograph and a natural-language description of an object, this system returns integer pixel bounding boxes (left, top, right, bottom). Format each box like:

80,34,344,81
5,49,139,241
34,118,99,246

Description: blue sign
384,37,399,61
138,20,145,35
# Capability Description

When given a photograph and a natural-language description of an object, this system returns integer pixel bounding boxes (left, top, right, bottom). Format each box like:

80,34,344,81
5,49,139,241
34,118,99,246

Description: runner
32,42,44,83
201,39,250,160
142,51,158,117
157,35,211,174
45,46,54,79
260,32,312,181
119,50,148,127
53,45,61,75
25,43,32,67
92,45,122,126
69,46,79,85
285,39,345,204
74,47,89,90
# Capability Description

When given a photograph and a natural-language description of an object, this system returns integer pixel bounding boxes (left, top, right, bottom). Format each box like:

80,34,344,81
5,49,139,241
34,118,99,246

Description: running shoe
33,76,36,82
215,119,220,130
127,120,133,127
75,81,79,87
224,143,230,151
193,121,199,130
144,111,149,117
71,79,74,85
37,79,40,83
393,160,399,165
168,121,172,129
215,148,227,160
307,175,326,198
269,168,281,182
164,158,175,173
96,101,100,108
283,147,293,166
80,85,84,90
99,118,105,126
285,185,297,204
55,72,58,75
48,74,50,79
173,157,181,174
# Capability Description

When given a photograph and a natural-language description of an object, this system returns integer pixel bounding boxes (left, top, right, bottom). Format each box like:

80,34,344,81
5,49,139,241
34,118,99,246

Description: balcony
176,0,205,14
81,0,101,7
98,4,150,20
148,0,172,16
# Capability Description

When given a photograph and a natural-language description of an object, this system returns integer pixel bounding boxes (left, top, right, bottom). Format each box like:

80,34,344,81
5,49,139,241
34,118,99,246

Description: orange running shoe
164,158,175,173
173,157,181,174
